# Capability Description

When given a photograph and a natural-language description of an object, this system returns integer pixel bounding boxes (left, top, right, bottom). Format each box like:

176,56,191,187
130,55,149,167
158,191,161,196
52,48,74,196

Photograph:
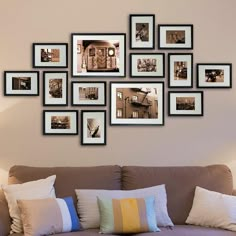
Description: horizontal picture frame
158,24,193,50
33,43,68,68
168,91,203,116
81,110,106,145
43,110,78,135
130,53,165,78
43,71,68,106
71,81,106,106
129,14,155,49
168,53,193,88
110,82,164,126
71,33,126,77
4,71,39,96
197,63,232,88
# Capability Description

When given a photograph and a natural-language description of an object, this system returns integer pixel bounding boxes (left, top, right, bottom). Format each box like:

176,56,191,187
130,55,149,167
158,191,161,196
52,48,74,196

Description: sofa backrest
122,165,233,225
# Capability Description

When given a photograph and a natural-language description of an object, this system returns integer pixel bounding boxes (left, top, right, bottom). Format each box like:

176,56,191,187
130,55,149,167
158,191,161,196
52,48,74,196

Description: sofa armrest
0,189,11,236
233,189,236,196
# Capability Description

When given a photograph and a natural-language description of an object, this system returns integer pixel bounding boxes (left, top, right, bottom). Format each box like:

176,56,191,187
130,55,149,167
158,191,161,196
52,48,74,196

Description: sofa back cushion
122,165,233,225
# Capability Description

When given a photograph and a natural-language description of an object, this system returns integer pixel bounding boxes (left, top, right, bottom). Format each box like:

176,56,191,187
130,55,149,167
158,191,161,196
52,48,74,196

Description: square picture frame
129,14,155,49
158,24,193,50
71,81,106,106
81,110,106,145
43,110,78,135
168,91,203,116
4,71,39,96
110,82,164,126
33,43,68,68
43,71,68,106
168,53,193,88
197,63,232,88
130,53,165,78
71,33,126,77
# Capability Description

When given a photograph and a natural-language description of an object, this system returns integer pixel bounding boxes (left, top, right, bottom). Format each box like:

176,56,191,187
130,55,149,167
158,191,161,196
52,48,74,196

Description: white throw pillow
75,184,173,229
1,175,56,234
186,186,236,231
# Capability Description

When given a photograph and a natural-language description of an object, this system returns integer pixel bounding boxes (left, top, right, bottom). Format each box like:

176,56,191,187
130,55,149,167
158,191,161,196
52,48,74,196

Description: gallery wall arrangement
3,13,233,146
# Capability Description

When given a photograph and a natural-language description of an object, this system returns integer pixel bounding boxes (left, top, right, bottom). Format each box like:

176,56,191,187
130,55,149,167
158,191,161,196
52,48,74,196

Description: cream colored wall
0,0,236,183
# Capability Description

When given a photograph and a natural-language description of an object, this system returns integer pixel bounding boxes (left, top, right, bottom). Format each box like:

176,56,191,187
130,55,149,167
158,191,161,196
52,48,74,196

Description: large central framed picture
71,33,126,77
110,82,164,126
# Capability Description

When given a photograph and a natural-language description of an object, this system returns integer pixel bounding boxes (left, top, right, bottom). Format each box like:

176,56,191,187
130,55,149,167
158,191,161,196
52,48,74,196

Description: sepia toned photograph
41,48,60,62
81,110,106,145
4,71,39,96
174,61,187,80
176,97,195,110
71,34,126,77
137,58,156,72
110,82,164,125
79,87,98,100
49,79,62,98
197,63,232,88
130,14,155,49
51,116,70,129
166,31,185,44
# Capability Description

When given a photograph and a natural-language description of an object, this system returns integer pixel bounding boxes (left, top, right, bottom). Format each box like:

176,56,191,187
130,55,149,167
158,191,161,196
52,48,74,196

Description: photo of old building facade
176,97,195,110
79,87,98,100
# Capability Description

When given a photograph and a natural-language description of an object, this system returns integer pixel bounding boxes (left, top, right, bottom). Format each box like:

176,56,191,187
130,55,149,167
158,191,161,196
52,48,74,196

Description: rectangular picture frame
197,63,232,88
81,110,106,145
71,33,126,77
129,14,155,49
168,91,203,116
110,82,164,126
130,53,165,78
158,24,193,50
43,110,78,135
43,71,68,106
4,71,39,96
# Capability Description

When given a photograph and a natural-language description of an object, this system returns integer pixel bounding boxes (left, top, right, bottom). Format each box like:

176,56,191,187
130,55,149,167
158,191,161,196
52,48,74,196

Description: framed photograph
158,24,193,50
130,53,165,78
197,63,232,88
4,71,39,96
129,14,155,49
168,53,193,88
43,71,68,106
71,82,106,106
43,110,78,135
110,82,164,126
168,91,203,116
81,110,106,145
71,33,126,77
33,43,68,68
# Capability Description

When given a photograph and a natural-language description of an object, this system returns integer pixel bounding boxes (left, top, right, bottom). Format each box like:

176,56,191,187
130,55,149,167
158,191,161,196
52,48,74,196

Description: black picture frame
81,110,107,145
130,53,165,78
32,43,68,68
196,63,232,88
129,14,155,50
168,91,203,116
43,71,68,106
158,24,193,50
4,71,39,96
168,53,193,88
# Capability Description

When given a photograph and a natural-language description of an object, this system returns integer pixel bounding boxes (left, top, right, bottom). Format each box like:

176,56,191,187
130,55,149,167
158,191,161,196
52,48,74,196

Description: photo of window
12,77,31,90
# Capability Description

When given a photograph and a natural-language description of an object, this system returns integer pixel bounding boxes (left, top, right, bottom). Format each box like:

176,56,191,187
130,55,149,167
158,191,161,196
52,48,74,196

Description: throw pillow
97,196,160,234
17,197,81,236
75,184,173,229
1,175,56,234
186,186,236,231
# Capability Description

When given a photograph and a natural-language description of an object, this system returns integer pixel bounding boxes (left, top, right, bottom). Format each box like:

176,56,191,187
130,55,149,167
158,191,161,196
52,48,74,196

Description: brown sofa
0,164,236,236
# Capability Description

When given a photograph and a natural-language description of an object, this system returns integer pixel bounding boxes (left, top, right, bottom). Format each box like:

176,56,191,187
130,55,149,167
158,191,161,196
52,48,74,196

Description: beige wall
0,0,236,183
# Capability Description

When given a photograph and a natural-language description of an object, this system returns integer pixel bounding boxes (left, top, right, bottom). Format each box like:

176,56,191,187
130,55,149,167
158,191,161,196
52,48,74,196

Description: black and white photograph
71,82,106,106
130,53,165,78
71,33,126,77
33,43,68,68
43,71,68,106
110,82,164,125
81,110,106,145
4,71,39,96
168,91,203,116
197,63,232,88
168,53,193,88
158,25,193,49
43,110,78,135
130,14,155,49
